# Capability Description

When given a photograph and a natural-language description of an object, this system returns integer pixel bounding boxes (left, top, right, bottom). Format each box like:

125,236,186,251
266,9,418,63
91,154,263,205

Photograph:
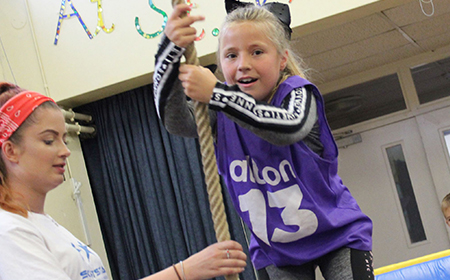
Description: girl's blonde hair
217,5,308,80
442,193,450,214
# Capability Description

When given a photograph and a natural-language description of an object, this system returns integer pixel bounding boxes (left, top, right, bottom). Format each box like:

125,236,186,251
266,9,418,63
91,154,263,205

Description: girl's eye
44,140,54,145
226,53,236,59
254,50,263,55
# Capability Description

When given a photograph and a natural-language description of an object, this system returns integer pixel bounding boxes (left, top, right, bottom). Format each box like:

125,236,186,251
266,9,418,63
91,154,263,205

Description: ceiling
291,0,450,87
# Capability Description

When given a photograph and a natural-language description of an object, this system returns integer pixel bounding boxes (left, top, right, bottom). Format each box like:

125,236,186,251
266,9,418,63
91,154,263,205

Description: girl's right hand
165,4,205,48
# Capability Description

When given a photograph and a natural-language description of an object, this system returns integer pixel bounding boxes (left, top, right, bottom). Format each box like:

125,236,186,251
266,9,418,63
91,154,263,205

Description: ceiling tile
416,30,450,51
383,0,450,27
304,30,410,71
402,12,450,41
292,14,393,57
312,44,421,84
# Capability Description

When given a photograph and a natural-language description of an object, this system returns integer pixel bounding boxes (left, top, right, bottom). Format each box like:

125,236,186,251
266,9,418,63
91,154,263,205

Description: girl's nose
238,55,251,71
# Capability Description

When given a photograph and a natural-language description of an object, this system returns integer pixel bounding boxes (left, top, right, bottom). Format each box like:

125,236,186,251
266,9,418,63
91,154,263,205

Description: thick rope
171,1,239,280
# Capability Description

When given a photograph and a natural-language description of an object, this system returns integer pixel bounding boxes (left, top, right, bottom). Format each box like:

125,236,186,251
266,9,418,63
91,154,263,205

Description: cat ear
224,1,293,40
225,0,254,14
263,2,292,40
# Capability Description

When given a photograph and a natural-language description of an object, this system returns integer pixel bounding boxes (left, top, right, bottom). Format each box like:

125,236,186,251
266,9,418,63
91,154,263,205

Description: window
411,56,450,104
324,74,406,130
443,129,450,158
386,144,426,244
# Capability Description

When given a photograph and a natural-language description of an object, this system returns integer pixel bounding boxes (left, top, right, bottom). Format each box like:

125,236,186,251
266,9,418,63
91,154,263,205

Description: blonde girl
154,3,374,279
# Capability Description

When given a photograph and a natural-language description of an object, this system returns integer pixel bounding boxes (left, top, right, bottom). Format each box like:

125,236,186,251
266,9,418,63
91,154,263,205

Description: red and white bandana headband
0,91,55,146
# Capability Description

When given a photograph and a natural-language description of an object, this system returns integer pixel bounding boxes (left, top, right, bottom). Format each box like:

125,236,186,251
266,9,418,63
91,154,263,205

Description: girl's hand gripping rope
179,64,217,103
165,4,205,48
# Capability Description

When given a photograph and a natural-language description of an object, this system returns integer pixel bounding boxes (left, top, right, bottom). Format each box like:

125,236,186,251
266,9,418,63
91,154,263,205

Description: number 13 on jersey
238,184,318,246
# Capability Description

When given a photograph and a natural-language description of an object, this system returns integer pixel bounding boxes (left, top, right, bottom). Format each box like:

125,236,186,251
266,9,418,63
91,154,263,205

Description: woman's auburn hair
0,82,28,217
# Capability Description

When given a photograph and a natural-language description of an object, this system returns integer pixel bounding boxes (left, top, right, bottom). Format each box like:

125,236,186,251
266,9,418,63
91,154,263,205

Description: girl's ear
280,50,288,71
2,141,20,163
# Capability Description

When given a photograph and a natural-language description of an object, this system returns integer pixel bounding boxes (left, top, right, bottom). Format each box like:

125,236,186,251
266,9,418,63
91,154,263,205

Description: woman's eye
254,50,263,55
44,140,54,145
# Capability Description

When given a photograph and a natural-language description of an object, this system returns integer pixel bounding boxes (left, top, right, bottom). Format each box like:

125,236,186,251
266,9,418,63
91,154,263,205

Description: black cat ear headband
224,0,292,40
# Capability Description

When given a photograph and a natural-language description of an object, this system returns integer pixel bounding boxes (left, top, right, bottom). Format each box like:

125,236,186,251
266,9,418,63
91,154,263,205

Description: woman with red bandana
0,82,246,280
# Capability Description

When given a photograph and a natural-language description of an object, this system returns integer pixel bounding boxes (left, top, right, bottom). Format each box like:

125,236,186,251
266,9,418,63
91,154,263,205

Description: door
336,116,450,268
416,105,450,219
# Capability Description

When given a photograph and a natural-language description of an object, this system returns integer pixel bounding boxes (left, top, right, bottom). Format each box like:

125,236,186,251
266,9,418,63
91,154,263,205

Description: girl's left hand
179,64,217,104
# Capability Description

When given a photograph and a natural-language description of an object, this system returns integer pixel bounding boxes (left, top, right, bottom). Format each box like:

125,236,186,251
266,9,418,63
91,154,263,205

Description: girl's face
11,107,70,194
219,21,288,102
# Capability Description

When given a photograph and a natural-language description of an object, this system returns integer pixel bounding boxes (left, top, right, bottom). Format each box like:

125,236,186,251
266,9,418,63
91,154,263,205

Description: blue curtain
77,84,255,280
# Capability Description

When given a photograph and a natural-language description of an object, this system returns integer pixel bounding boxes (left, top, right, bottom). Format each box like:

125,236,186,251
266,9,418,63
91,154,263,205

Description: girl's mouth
238,77,257,84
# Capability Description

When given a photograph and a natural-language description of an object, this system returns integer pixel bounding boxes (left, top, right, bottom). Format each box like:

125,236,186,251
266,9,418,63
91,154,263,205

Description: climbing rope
170,1,238,279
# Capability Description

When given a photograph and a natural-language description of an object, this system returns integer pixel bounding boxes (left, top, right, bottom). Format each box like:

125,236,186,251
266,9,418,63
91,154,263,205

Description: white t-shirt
0,208,109,280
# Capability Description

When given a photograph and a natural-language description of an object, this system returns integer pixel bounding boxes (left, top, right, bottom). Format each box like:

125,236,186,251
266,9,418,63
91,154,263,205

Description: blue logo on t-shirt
80,267,107,279
72,241,93,261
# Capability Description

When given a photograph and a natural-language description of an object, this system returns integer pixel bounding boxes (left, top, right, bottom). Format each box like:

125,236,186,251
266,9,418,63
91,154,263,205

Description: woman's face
11,107,71,194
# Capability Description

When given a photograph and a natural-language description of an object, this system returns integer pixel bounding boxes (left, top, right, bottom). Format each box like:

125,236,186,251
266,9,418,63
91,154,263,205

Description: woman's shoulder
0,209,34,235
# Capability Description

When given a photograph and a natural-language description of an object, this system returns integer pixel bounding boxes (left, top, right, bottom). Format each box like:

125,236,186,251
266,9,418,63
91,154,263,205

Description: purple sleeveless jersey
215,76,372,269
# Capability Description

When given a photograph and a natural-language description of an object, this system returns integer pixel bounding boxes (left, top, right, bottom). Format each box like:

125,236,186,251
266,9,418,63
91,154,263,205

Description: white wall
0,0,46,93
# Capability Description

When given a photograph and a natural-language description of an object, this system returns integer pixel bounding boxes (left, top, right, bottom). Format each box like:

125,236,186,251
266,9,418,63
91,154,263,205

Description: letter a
54,0,93,45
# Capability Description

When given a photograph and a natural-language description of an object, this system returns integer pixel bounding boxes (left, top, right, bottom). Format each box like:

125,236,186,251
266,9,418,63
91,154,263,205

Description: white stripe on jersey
153,39,184,118
211,85,307,128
